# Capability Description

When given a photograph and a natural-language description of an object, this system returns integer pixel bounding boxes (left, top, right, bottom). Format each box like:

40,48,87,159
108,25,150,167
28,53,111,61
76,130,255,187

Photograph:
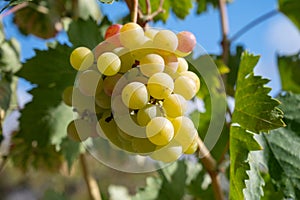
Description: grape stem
197,136,225,200
137,0,165,27
80,153,102,200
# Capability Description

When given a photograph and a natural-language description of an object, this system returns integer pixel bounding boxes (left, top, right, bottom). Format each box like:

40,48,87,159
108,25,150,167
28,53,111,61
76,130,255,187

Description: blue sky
1,0,300,100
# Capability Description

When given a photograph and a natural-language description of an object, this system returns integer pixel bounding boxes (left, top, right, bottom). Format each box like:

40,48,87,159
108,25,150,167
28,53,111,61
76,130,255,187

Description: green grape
72,88,96,113
97,52,121,76
153,30,178,52
137,104,163,126
119,22,146,49
146,117,174,146
70,47,94,71
78,70,100,96
147,72,174,99
131,137,156,155
62,86,73,106
103,73,122,96
150,144,182,163
172,116,197,152
111,95,129,116
173,75,197,100
95,90,111,109
176,57,189,73
180,71,201,93
121,82,149,109
163,54,178,74
116,50,135,73
67,119,92,142
162,94,187,118
184,136,198,154
139,54,165,77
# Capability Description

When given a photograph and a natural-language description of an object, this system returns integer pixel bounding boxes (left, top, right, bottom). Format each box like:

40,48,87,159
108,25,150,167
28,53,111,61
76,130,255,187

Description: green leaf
61,138,82,172
79,0,102,22
278,53,300,93
230,126,262,200
262,92,300,199
13,44,75,170
0,75,18,113
42,188,67,200
232,52,285,132
170,0,193,19
133,161,187,200
229,52,285,200
244,152,265,200
279,0,300,30
0,37,21,73
195,0,218,14
68,18,103,48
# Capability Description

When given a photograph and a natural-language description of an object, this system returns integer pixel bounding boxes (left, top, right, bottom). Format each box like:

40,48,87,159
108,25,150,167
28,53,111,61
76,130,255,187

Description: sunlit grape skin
153,30,178,52
146,117,174,146
121,82,149,109
147,72,174,100
163,94,187,118
177,31,197,53
70,47,94,71
97,52,121,76
139,53,165,77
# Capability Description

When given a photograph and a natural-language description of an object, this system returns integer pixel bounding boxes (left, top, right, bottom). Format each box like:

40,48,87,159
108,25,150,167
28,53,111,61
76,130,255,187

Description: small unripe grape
103,73,122,96
62,86,74,106
97,52,121,76
70,47,94,71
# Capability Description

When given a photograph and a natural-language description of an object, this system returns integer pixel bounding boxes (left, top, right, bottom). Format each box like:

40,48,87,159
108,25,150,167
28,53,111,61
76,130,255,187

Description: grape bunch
63,22,201,163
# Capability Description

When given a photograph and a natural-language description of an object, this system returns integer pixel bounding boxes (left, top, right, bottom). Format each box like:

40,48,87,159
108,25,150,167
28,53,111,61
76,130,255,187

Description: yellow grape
119,22,145,49
103,73,122,96
184,136,198,154
67,119,92,142
150,144,182,163
62,86,73,106
173,75,197,100
153,30,178,52
147,72,174,99
172,116,197,152
131,137,156,155
146,117,174,146
163,94,187,118
70,47,94,71
97,52,121,76
121,82,149,109
163,54,178,74
180,71,201,92
176,57,189,73
139,54,165,77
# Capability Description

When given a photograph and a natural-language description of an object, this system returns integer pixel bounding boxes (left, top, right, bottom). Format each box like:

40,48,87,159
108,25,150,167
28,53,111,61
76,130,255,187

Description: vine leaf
133,161,187,200
279,0,300,30
230,52,285,200
262,92,300,199
13,18,102,171
277,53,300,94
